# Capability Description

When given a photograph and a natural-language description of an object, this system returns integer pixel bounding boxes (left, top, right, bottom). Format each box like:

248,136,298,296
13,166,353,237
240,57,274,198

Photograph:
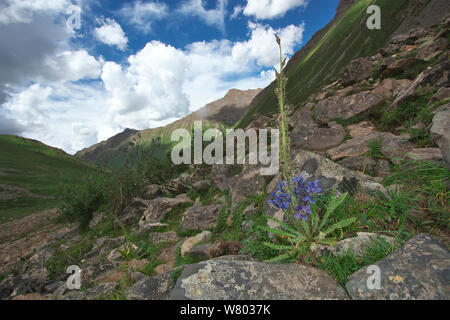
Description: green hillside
0,135,98,222
237,0,416,128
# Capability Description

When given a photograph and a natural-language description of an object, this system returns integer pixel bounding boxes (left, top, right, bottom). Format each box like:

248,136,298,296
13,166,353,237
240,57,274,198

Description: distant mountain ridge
75,88,262,166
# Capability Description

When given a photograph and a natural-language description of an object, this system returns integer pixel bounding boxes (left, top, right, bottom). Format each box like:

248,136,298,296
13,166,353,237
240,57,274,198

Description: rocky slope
238,0,450,128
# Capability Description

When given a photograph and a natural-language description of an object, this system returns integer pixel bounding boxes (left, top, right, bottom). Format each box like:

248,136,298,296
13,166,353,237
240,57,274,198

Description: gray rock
125,272,174,300
228,164,273,210
345,234,450,300
315,232,396,258
84,282,117,300
406,148,444,162
121,197,149,226
169,259,349,300
143,184,164,199
390,61,450,109
381,58,422,78
179,205,223,231
338,57,373,87
290,110,346,151
89,211,104,230
192,180,209,192
431,110,450,165
149,231,179,245
0,268,48,300
139,196,192,229
337,156,378,174
314,92,384,123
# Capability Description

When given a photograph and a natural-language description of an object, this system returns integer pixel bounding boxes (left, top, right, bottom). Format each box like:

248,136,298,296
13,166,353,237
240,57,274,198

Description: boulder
432,87,450,102
180,231,212,257
179,205,223,231
381,58,422,78
188,241,242,260
192,180,209,192
337,156,378,174
406,148,444,162
315,232,396,258
347,121,376,138
165,178,188,194
149,232,179,245
143,184,164,199
314,92,384,123
0,268,48,300
289,110,346,152
121,197,149,226
228,164,272,210
139,197,192,230
345,234,450,300
431,110,450,165
390,61,450,109
380,134,416,160
89,212,104,230
125,272,174,300
327,131,393,160
338,57,373,87
169,259,349,300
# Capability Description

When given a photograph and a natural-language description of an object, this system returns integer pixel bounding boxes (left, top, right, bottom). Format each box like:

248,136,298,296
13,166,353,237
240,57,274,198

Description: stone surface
390,61,450,109
380,134,416,160
347,121,376,138
192,180,209,192
179,204,223,231
181,231,212,257
228,164,272,210
314,92,384,122
432,87,450,102
149,231,179,245
0,268,48,300
431,110,450,165
89,211,104,230
188,241,242,260
125,272,174,300
121,197,149,226
170,259,349,300
290,110,346,151
143,184,164,199
337,156,378,174
139,196,192,229
381,58,422,78
338,57,373,86
406,148,444,162
327,131,394,160
316,232,396,258
346,234,450,300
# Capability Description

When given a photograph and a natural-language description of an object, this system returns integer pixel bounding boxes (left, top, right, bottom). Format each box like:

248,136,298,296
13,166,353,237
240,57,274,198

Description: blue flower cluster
268,174,322,221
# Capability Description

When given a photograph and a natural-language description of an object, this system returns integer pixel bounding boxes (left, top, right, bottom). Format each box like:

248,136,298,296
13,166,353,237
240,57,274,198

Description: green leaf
265,253,291,263
266,215,300,236
322,217,357,236
319,192,348,230
260,226,297,239
262,242,294,251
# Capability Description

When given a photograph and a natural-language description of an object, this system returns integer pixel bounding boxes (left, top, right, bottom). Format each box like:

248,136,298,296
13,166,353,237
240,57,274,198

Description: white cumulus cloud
240,0,309,20
94,18,128,51
120,0,168,33
178,0,228,32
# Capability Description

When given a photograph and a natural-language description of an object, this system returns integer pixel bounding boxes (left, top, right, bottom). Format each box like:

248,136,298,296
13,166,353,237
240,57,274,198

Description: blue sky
0,0,340,153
